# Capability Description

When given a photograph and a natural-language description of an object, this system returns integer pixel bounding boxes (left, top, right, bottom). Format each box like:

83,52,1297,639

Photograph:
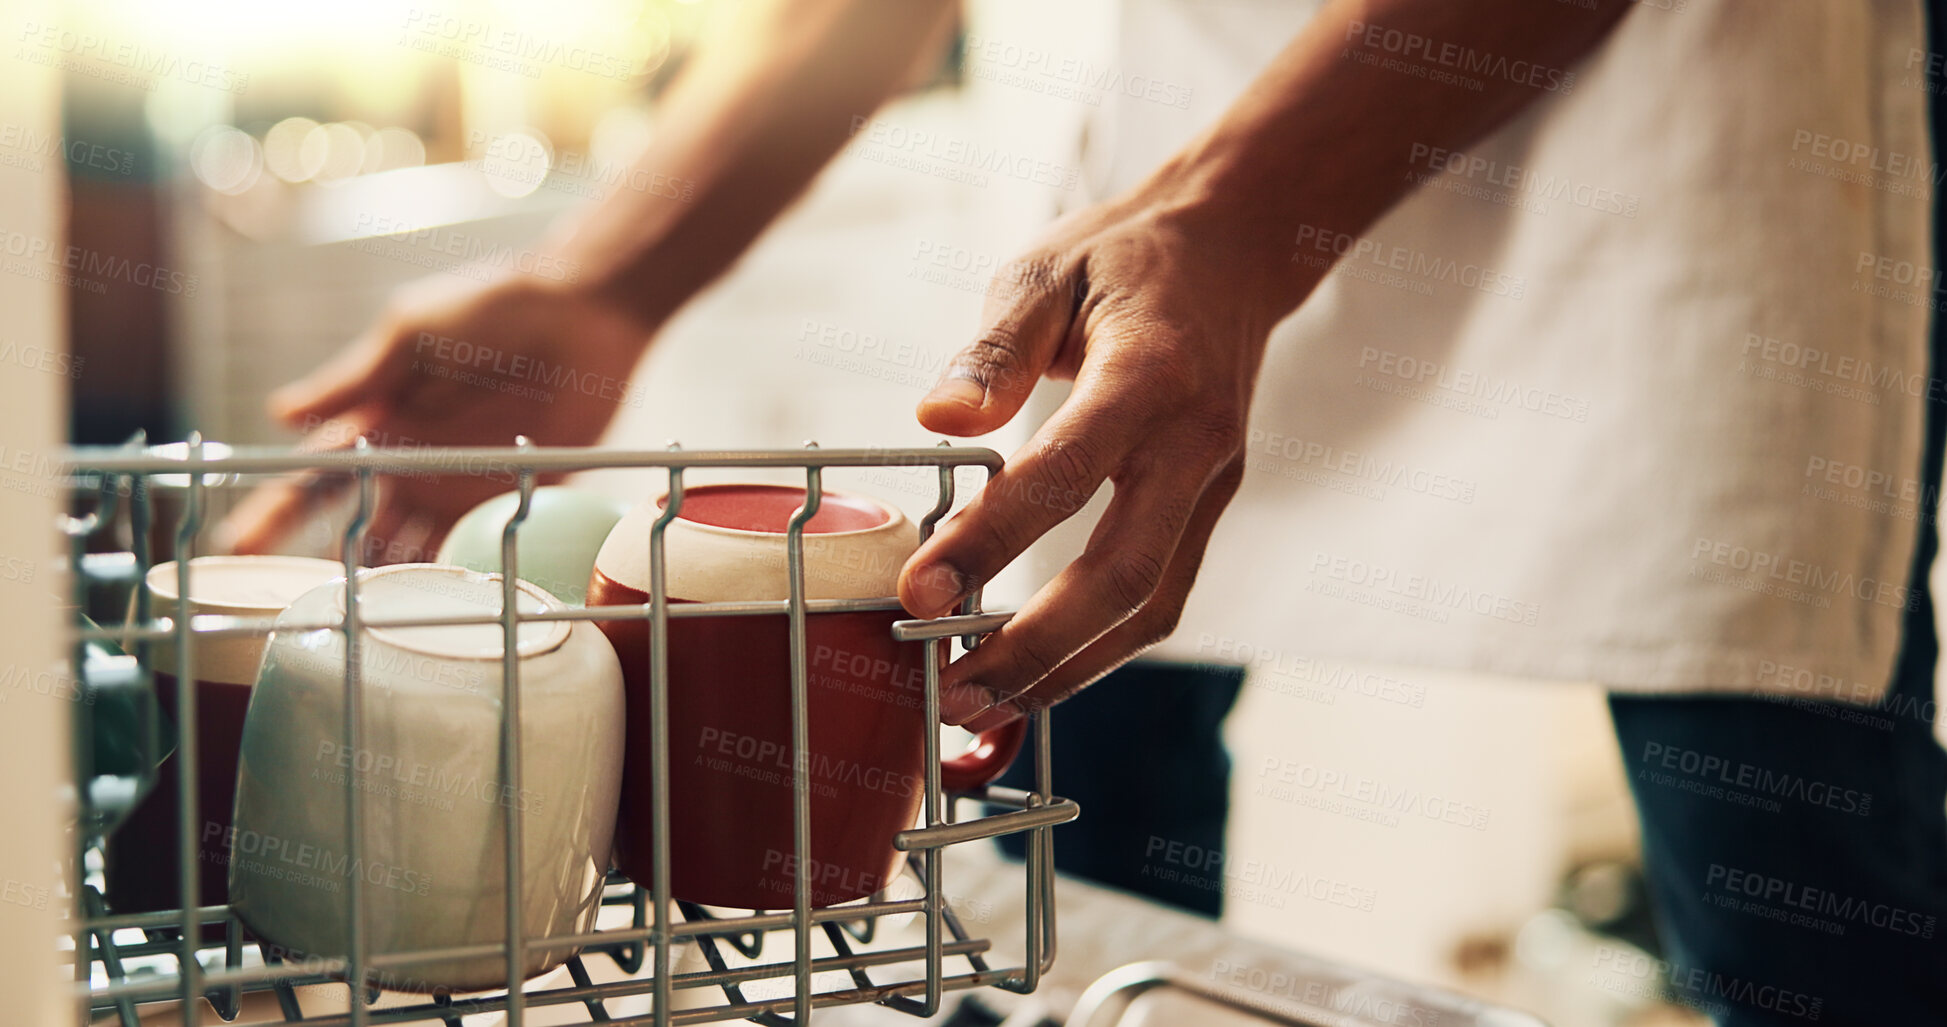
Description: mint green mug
436,486,632,605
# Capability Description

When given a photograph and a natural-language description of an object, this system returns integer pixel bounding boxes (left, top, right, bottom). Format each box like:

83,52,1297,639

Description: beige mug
103,556,345,923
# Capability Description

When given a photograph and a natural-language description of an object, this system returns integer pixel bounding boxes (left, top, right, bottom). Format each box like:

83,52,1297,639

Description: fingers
902,388,1127,618
212,406,380,556
949,457,1244,728
928,436,1233,723
359,490,438,566
268,327,409,428
214,473,347,555
916,251,1081,438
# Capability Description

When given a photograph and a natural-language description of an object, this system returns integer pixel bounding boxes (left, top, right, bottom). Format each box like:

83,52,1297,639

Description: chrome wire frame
61,440,1078,1026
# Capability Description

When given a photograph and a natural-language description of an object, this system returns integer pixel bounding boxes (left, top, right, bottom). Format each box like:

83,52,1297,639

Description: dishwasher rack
62,438,1076,1026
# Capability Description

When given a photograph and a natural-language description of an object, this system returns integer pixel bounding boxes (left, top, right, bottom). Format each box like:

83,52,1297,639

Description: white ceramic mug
229,564,625,991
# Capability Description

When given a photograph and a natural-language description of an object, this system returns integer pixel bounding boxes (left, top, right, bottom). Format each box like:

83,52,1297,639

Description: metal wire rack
61,438,1077,1026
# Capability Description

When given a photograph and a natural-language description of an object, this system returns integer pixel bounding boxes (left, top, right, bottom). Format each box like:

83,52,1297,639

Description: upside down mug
229,565,625,991
586,483,1026,909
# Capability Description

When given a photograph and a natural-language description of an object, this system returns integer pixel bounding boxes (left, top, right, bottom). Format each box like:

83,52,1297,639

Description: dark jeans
995,660,1244,917
1610,633,1947,1024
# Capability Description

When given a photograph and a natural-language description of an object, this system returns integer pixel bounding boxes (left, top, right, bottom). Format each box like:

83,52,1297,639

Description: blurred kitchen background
39,0,1692,1022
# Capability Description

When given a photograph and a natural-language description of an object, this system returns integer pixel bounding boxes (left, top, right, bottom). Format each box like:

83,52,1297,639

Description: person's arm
899,0,1634,728
549,0,960,328
223,0,956,557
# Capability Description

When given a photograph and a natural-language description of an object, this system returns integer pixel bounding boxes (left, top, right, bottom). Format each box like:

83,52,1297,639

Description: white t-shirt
1057,0,1934,699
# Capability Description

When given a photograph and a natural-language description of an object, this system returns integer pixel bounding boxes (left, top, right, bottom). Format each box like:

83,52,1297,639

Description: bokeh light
188,125,263,195
479,129,554,199
263,117,323,183
301,122,371,183
366,127,429,174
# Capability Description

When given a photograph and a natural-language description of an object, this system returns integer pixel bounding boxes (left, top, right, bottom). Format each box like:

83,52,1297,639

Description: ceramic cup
103,556,346,921
436,487,633,605
586,483,1026,910
228,564,625,991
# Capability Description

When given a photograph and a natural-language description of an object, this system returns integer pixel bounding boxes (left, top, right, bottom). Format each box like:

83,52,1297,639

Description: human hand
217,272,655,562
896,180,1323,730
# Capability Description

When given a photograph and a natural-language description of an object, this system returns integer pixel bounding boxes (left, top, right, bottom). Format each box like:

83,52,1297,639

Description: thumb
268,328,412,429
918,253,1081,437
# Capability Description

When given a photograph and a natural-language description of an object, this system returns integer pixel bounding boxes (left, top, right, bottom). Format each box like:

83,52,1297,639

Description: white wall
0,2,75,1018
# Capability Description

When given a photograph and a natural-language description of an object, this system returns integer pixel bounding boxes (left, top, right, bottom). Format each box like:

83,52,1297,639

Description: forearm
550,0,956,330
1151,0,1632,312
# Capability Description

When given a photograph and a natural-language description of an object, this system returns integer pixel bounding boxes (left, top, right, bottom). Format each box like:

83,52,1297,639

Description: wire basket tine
1036,710,1058,976
649,451,683,1027
920,632,944,1014
341,439,376,1024
786,453,823,1023
502,438,537,1025
917,445,956,545
173,433,208,1027
63,495,101,1003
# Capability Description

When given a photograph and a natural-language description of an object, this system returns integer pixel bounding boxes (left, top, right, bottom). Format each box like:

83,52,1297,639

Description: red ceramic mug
587,483,1024,909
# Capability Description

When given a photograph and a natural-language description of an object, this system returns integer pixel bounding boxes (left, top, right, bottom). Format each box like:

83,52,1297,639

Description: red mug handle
939,717,1029,793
